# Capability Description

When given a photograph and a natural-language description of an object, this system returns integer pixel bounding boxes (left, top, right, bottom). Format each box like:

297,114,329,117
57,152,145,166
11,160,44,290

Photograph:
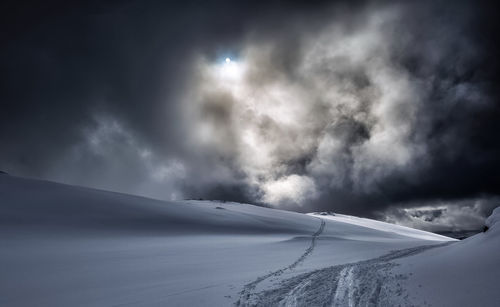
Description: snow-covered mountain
0,174,497,306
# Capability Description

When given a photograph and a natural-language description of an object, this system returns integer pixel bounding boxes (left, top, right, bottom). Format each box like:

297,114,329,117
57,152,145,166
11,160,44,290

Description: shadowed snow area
4,174,493,307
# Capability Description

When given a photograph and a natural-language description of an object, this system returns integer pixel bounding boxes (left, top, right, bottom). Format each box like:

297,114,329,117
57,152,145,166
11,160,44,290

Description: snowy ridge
308,212,454,241
485,206,500,230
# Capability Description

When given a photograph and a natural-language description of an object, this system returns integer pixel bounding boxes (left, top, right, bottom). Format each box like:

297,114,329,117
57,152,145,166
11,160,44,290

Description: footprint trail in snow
242,242,451,307
236,218,325,306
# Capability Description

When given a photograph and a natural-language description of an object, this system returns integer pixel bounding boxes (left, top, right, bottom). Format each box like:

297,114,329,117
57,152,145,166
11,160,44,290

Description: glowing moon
225,57,231,63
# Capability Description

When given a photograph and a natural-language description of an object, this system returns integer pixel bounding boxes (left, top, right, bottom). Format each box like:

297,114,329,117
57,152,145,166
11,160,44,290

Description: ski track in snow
239,241,452,307
236,219,326,306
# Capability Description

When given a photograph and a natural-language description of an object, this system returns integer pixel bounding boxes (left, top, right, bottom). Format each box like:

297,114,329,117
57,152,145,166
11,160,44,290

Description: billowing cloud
1,0,500,231
180,2,499,217
262,175,318,206
46,115,186,200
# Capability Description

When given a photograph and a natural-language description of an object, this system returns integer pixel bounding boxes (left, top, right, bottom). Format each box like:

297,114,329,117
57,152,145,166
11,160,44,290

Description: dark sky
1,0,500,231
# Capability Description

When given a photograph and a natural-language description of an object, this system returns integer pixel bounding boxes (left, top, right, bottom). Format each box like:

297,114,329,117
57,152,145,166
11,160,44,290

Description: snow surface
1,174,495,306
308,212,453,241
390,206,500,307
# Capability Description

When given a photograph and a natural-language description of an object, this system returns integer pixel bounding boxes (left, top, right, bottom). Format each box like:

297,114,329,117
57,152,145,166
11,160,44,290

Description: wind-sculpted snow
243,244,451,307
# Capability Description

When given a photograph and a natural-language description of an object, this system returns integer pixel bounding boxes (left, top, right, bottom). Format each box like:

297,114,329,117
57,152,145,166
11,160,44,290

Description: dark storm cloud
380,197,500,232
410,209,444,223
1,0,500,230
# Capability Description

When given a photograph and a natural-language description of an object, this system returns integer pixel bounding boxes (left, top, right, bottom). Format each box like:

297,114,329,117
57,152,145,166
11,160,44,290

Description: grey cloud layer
381,197,500,232
1,0,499,230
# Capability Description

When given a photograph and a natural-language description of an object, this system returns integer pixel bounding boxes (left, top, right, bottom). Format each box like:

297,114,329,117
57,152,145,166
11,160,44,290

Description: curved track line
236,218,325,306
248,242,453,306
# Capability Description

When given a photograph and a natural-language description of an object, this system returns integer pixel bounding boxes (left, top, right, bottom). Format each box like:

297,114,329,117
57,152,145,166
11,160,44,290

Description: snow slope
243,212,499,306
1,174,455,306
390,207,500,307
308,212,453,241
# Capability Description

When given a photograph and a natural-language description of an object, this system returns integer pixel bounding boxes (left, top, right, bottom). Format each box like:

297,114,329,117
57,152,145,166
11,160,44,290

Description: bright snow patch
308,212,453,241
